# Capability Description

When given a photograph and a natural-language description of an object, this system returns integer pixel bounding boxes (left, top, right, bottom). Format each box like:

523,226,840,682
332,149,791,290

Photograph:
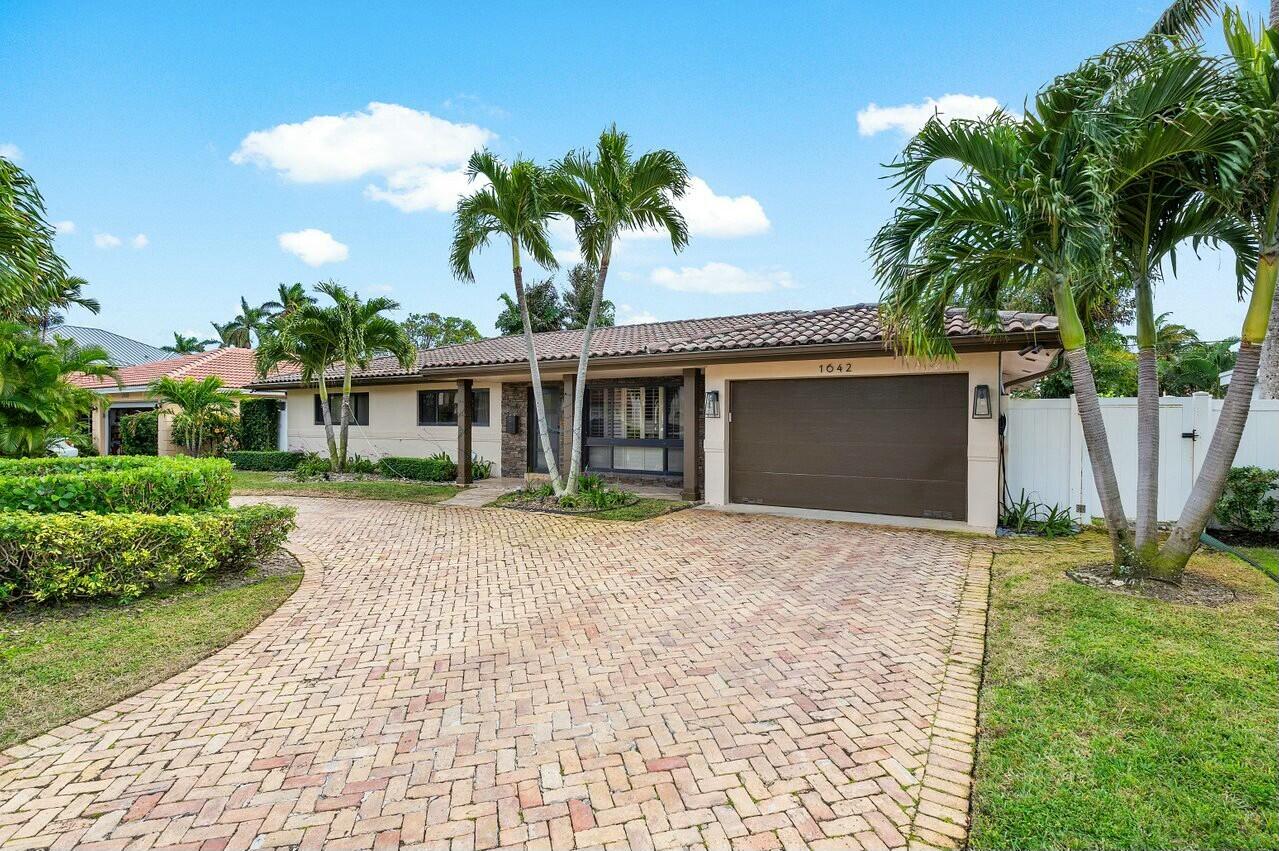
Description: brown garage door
729,374,968,520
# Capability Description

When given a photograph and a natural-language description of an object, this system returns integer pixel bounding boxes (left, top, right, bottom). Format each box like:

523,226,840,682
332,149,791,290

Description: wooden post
681,368,700,501
457,378,473,485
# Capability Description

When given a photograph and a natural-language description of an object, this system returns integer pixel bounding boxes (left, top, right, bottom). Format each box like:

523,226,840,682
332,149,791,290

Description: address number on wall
817,363,855,374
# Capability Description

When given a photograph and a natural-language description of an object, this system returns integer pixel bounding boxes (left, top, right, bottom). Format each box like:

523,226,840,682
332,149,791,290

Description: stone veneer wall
500,382,527,477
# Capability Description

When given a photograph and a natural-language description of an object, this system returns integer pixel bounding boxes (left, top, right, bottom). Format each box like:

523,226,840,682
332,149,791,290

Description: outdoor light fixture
972,384,992,419
705,390,721,418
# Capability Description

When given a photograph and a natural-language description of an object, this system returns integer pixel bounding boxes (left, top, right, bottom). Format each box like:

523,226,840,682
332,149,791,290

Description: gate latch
1181,429,1199,441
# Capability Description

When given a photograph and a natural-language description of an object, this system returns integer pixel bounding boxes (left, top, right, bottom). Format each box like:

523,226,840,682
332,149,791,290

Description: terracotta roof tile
253,305,1058,386
72,347,268,390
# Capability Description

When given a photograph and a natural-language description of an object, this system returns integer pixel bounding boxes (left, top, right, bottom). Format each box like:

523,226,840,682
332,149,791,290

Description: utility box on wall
505,414,520,434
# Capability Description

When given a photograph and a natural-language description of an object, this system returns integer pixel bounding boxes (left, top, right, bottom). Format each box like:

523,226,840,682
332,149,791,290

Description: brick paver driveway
0,498,988,851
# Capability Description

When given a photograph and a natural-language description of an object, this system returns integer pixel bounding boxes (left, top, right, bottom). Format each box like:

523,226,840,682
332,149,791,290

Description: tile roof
254,304,1058,386
72,347,269,391
50,325,169,365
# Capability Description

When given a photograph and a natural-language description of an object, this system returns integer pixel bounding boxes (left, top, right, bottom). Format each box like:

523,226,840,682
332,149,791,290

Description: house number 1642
818,363,853,373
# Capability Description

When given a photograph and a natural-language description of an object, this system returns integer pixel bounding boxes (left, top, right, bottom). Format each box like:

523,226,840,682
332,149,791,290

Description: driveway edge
0,541,325,767
907,547,993,851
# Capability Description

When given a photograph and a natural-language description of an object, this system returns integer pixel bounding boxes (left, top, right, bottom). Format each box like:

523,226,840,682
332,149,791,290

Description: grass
488,490,691,521
971,530,1278,850
231,470,460,504
0,566,301,750
1238,546,1277,580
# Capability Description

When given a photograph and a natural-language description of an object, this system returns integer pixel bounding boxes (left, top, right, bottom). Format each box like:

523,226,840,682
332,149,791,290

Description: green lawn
232,470,460,504
488,490,690,521
0,565,301,750
1239,546,1278,580
972,531,1278,850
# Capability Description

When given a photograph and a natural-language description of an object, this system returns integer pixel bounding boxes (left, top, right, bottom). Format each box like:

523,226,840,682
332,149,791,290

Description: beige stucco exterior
701,351,1004,534
283,381,504,472
89,392,282,456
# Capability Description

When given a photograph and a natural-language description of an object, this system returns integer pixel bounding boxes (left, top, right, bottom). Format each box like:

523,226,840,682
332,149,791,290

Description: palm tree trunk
317,375,339,471
1053,278,1134,569
1156,242,1278,579
1258,287,1279,399
338,367,352,473
565,242,612,495
512,239,565,494
1133,273,1159,561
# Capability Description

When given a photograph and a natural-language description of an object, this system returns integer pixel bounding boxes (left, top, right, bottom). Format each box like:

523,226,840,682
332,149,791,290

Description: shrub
238,398,280,451
226,450,304,471
0,504,296,604
118,409,159,456
1213,466,1279,533
172,409,239,457
293,453,331,480
558,474,632,511
348,454,378,474
1000,490,1078,537
379,453,455,481
0,455,231,514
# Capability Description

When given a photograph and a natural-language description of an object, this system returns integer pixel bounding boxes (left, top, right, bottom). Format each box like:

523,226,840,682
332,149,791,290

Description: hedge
226,450,305,471
378,455,456,482
0,456,232,514
119,409,159,456
0,504,297,604
238,398,280,451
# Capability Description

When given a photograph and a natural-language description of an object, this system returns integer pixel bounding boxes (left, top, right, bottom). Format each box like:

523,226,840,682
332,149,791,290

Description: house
251,304,1061,533
50,325,170,365
72,347,284,456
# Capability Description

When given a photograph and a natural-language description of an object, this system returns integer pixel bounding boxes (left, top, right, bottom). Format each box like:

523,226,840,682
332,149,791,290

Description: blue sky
2,0,1266,346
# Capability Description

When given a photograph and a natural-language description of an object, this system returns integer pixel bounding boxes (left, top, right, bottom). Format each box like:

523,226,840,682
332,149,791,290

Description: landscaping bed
231,470,459,504
971,531,1278,850
490,487,691,522
0,549,302,749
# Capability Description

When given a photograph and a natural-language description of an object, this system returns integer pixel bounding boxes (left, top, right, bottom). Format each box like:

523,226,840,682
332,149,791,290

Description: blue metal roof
50,325,170,366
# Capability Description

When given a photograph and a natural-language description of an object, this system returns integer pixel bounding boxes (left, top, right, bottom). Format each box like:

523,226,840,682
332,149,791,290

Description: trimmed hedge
378,455,456,482
0,504,297,604
119,409,159,456
238,398,280,451
226,450,305,471
0,456,231,514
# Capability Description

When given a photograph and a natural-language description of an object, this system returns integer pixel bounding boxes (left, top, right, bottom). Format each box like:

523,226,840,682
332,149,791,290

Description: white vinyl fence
1005,393,1279,522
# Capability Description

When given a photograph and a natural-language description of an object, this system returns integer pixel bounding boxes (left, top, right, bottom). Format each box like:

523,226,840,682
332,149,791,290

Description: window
314,392,369,426
417,388,490,426
582,383,684,476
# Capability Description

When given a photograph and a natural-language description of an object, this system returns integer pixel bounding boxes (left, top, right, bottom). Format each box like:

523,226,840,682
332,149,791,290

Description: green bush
238,398,279,451
0,504,296,604
1214,466,1279,533
0,455,231,514
172,409,239,456
348,454,378,474
118,409,159,456
226,450,304,471
294,453,331,479
379,454,456,481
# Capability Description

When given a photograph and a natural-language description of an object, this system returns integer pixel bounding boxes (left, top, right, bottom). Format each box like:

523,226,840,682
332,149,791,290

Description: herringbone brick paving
0,498,985,850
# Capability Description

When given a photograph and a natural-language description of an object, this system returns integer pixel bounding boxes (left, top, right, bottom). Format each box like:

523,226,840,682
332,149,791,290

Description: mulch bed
499,493,641,516
1066,563,1239,606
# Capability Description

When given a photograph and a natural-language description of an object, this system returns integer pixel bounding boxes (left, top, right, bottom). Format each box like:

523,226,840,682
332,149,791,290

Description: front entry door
528,385,562,474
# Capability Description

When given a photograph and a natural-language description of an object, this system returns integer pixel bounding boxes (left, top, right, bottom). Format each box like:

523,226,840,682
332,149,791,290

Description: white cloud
364,165,476,213
131,233,149,249
54,220,76,235
93,233,122,249
857,93,1003,137
674,177,770,238
650,262,795,294
277,229,349,267
231,102,494,183
617,304,658,325
0,143,22,162
366,283,394,293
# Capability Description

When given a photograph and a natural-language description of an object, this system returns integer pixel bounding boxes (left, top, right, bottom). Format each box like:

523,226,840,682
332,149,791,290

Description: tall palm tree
217,297,271,348
870,64,1139,567
1154,8,1279,575
209,320,239,348
550,128,689,493
1256,0,1279,399
0,157,68,325
161,332,216,354
451,150,566,493
0,322,117,456
147,375,242,456
262,282,315,318
34,274,100,340
257,282,412,471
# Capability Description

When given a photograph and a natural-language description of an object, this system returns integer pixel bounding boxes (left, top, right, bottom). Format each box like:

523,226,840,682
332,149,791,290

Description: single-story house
73,347,284,456
251,304,1061,533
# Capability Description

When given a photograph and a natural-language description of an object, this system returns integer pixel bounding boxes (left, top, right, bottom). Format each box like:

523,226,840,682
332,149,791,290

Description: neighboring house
50,325,170,365
252,304,1061,533
72,347,284,456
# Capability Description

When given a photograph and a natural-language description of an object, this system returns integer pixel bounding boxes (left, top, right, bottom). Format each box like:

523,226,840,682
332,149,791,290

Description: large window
417,388,490,426
584,384,683,475
314,392,369,426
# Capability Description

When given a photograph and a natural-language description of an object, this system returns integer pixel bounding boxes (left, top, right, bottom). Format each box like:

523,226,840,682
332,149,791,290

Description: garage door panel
729,374,968,520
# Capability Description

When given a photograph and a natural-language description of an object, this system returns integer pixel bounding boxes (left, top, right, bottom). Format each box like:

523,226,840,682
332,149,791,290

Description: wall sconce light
705,390,721,418
972,384,992,419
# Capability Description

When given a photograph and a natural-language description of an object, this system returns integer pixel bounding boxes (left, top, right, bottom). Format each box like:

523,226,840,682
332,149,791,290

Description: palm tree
0,157,68,325
495,279,564,336
147,375,242,457
0,322,117,456
870,63,1139,567
34,274,100,340
257,282,412,471
1256,0,1279,399
451,150,567,493
1141,312,1203,359
262,282,315,318
216,297,271,348
550,127,689,492
162,332,216,354
209,320,239,348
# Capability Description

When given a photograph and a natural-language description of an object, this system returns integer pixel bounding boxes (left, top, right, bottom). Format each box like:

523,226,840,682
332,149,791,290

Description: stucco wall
284,382,503,473
702,352,1002,534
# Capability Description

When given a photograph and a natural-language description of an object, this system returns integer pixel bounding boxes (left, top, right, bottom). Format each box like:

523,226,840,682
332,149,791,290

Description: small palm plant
147,375,242,456
162,332,216,354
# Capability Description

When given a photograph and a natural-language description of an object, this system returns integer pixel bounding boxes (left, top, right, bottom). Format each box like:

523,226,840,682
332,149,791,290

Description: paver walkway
0,498,989,851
